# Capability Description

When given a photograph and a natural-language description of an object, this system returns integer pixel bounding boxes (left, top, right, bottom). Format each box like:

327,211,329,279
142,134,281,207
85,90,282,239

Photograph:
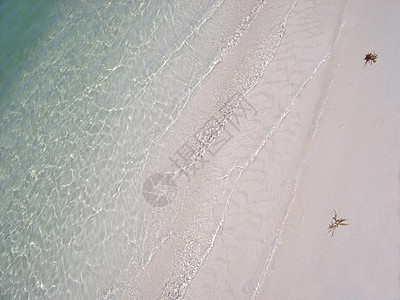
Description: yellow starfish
328,210,349,236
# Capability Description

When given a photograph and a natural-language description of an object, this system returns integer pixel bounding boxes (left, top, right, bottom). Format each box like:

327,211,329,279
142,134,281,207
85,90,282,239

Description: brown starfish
364,52,378,66
328,210,349,236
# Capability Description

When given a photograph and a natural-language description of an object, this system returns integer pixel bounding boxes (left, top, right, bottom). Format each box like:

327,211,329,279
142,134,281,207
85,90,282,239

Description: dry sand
255,1,400,299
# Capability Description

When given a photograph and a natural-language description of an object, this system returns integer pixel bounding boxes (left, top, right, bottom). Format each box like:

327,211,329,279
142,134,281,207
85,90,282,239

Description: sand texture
131,0,399,299
187,0,400,299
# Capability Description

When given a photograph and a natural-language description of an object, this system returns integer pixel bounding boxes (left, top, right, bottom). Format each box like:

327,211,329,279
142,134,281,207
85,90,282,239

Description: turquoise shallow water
0,0,228,298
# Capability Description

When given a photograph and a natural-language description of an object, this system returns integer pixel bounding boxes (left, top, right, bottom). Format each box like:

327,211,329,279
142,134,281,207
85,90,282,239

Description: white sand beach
186,1,400,299
130,0,399,299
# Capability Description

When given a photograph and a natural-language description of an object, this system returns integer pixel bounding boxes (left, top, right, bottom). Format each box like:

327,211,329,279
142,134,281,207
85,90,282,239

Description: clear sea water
0,0,291,298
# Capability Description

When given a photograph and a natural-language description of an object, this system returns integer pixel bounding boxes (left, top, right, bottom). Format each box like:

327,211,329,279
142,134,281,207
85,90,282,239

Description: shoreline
118,0,300,298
